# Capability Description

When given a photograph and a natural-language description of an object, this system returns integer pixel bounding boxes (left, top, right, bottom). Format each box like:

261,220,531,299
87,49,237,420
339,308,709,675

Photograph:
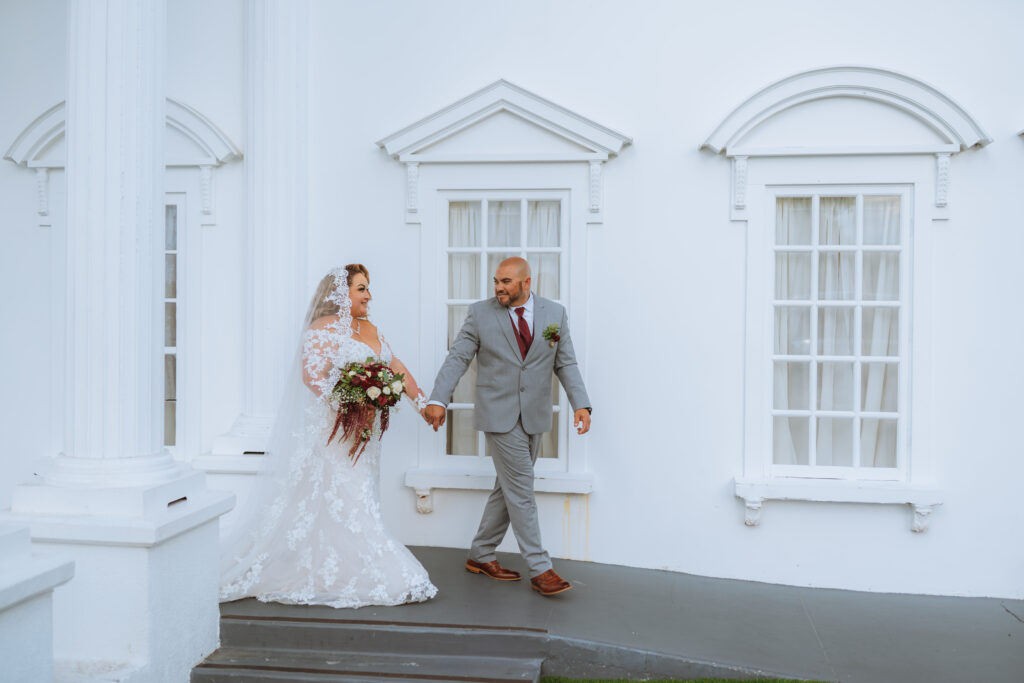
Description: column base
1,468,234,681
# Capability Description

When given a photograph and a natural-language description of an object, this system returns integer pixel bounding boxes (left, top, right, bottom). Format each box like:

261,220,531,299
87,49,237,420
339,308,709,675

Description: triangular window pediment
377,80,630,163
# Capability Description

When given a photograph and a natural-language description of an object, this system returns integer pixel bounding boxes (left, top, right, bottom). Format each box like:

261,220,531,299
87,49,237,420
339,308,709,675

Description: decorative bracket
588,160,603,218
911,503,935,533
35,167,51,226
743,497,763,527
405,162,420,224
414,487,432,514
198,164,218,227
935,152,950,209
732,155,748,211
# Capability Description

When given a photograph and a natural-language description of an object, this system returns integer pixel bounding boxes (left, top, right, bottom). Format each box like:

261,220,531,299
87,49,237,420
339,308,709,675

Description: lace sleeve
302,326,341,399
379,330,426,410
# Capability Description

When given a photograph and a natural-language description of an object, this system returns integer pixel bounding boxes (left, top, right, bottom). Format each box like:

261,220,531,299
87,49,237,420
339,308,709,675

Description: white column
1,1,234,679
211,0,310,457
48,0,171,485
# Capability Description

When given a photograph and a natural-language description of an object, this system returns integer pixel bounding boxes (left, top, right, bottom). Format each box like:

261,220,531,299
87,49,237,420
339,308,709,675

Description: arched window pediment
4,99,241,225
700,66,991,218
4,98,242,168
701,66,991,156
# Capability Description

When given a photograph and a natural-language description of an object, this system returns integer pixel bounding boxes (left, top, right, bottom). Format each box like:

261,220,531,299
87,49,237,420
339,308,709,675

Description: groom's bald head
494,257,531,307
499,257,531,279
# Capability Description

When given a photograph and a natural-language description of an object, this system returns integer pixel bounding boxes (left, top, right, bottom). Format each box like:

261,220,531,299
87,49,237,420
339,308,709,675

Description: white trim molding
735,478,943,533
4,98,242,227
700,66,991,220
376,79,631,225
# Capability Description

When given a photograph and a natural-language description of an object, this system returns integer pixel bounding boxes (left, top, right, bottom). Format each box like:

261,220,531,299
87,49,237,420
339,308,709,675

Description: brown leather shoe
465,559,521,581
530,569,571,596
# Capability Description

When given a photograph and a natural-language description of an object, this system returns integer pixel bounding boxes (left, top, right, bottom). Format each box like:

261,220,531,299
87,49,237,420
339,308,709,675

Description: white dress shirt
507,293,534,337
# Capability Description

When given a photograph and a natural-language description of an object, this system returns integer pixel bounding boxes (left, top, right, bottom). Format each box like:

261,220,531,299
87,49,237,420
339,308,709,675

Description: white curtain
860,197,900,467
447,202,481,455
816,197,856,466
528,200,560,300
445,200,563,460
773,198,811,465
773,196,899,469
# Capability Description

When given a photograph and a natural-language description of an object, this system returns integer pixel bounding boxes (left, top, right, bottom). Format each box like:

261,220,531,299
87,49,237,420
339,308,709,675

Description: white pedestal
0,524,75,683
1,468,234,683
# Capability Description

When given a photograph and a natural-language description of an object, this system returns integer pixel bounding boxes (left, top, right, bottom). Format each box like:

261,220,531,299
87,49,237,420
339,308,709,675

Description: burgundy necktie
514,306,532,358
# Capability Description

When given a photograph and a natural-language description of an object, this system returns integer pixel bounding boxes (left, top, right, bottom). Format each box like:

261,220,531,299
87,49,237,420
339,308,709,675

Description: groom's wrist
427,400,446,409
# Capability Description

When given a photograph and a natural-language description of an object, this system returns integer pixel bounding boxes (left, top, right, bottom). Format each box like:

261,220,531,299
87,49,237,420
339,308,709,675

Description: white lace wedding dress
220,274,437,609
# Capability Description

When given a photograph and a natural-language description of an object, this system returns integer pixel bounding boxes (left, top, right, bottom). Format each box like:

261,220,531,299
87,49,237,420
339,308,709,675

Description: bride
219,264,438,608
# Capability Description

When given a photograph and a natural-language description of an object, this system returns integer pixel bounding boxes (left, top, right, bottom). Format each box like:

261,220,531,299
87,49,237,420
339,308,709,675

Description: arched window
4,99,241,458
701,66,990,531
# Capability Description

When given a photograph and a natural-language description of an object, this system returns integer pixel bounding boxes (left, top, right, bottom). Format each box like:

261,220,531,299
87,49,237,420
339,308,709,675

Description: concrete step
218,614,548,658
191,646,543,682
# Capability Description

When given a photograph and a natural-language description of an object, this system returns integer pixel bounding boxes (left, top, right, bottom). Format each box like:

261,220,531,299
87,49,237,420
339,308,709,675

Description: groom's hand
424,405,446,432
574,409,591,435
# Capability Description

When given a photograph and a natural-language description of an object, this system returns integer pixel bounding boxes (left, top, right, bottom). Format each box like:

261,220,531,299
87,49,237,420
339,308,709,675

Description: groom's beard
496,283,526,307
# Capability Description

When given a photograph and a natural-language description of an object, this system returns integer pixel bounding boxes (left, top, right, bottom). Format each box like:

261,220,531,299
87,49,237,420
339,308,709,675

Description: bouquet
327,358,406,463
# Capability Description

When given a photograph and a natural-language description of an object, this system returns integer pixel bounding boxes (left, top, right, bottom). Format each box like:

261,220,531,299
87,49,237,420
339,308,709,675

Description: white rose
391,380,404,394
382,387,391,395
348,370,356,376
366,386,381,400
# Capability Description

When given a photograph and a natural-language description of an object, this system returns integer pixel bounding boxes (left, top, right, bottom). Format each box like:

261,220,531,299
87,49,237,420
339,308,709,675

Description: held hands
424,405,588,434
424,404,446,432
573,408,591,435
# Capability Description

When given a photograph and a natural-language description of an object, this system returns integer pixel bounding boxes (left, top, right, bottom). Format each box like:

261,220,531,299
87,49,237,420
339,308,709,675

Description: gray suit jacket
429,296,591,435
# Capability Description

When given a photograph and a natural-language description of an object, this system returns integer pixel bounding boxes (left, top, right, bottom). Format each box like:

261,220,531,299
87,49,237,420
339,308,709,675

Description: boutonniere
542,324,561,347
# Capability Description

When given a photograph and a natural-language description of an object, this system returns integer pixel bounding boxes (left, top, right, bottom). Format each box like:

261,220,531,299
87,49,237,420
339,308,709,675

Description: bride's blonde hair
306,264,370,323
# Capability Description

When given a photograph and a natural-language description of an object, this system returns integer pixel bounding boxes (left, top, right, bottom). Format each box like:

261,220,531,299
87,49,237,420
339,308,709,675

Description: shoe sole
530,582,572,596
465,563,521,581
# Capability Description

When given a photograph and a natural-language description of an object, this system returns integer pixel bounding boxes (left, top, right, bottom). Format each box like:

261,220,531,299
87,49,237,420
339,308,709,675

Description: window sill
734,477,943,532
404,467,594,513
190,453,267,475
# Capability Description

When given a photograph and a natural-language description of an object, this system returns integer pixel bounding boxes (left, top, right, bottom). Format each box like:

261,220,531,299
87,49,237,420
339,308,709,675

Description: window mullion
853,194,864,468
809,194,819,467
521,198,528,258
480,199,489,299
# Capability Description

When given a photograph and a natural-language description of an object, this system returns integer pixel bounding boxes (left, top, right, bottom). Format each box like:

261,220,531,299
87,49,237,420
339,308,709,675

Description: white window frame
765,185,912,482
733,156,944,530
162,185,204,461
163,196,183,453
375,81,630,510
404,162,598,508
700,67,991,531
438,189,570,473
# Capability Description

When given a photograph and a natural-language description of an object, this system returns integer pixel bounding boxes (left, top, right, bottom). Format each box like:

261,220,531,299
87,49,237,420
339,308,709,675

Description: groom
425,257,592,596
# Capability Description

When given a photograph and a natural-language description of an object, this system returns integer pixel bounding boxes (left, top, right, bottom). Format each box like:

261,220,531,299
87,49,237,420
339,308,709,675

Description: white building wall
2,0,1022,599
0,0,67,509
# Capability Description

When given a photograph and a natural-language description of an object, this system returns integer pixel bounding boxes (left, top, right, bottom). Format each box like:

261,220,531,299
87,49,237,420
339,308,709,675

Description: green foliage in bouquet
327,358,406,463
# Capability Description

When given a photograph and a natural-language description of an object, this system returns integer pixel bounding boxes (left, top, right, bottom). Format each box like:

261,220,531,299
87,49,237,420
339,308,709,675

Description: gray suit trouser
468,419,552,577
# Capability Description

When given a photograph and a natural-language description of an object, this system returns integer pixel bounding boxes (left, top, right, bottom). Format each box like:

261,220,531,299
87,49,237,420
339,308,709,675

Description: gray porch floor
220,546,1024,682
